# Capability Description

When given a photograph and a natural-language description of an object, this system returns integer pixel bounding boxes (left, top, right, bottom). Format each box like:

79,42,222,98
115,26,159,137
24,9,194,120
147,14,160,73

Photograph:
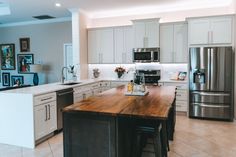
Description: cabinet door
34,104,47,140
210,17,232,44
100,28,114,63
124,27,134,63
114,27,125,63
174,23,188,63
160,24,174,63
188,19,210,45
46,101,57,134
74,93,84,103
133,22,146,48
88,30,100,63
145,21,159,47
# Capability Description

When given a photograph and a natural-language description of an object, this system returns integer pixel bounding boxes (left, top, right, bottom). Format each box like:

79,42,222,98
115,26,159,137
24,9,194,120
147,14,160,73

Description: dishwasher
56,88,74,131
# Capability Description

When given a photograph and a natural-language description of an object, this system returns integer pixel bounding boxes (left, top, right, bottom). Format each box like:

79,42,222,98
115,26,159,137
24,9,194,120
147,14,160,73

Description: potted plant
114,66,126,78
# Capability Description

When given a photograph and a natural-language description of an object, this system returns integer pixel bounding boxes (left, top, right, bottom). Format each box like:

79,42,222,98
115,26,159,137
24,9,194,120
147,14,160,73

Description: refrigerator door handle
207,48,211,90
192,103,230,108
210,48,214,90
191,91,230,96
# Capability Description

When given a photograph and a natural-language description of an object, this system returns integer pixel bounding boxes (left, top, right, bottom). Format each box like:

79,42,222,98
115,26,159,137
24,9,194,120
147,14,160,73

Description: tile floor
1,115,236,157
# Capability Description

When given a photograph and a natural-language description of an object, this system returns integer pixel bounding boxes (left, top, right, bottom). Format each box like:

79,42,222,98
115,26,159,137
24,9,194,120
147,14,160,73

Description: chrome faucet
61,66,69,84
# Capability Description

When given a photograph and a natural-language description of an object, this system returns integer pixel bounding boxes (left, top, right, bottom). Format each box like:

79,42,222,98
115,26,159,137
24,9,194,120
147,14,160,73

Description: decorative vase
93,71,100,78
117,72,123,78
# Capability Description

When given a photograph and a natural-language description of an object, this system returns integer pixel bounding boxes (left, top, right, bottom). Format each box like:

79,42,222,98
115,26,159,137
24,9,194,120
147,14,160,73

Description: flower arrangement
114,66,126,78
93,68,100,78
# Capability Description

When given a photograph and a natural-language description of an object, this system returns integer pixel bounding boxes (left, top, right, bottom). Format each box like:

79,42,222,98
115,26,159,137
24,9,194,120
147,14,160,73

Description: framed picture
17,54,34,73
2,72,10,86
11,75,24,87
20,38,30,52
0,44,15,70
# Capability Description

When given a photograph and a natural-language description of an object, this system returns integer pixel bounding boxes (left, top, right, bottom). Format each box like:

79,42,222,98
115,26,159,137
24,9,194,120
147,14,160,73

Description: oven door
133,52,151,62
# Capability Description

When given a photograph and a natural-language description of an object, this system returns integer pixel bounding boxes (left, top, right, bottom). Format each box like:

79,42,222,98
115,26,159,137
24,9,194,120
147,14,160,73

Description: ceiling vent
33,15,55,20
0,3,11,16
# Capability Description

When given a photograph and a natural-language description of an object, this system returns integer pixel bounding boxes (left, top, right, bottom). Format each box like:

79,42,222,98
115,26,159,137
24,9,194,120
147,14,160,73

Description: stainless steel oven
133,48,160,63
135,70,161,84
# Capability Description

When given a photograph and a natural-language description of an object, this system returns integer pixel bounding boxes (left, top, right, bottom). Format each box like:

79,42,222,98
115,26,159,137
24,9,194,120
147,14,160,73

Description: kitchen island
63,85,176,157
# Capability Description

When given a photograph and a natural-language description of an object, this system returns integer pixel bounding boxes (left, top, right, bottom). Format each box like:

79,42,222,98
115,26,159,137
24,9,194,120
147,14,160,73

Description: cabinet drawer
90,83,101,89
100,81,111,87
176,92,187,101
110,81,128,88
163,82,187,90
74,85,91,94
34,92,56,106
176,100,187,112
92,88,101,96
74,94,83,103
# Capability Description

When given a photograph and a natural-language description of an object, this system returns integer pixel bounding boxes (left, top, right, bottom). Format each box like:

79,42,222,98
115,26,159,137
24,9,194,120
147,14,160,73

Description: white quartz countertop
159,79,188,83
0,78,130,96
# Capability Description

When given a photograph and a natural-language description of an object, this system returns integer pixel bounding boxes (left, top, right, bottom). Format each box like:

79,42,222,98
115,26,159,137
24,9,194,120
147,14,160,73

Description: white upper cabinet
114,26,134,64
188,16,233,45
88,30,99,64
133,19,160,48
160,25,174,63
88,28,114,64
211,17,232,44
174,23,188,63
160,22,188,63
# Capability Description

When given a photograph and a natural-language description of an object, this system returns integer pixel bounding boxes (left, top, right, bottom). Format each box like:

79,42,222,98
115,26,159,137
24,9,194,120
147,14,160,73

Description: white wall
79,12,89,79
88,64,188,81
0,21,72,87
88,5,235,28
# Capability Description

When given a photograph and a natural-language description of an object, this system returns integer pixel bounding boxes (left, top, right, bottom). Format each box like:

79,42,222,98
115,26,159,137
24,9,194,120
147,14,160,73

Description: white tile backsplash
88,63,188,81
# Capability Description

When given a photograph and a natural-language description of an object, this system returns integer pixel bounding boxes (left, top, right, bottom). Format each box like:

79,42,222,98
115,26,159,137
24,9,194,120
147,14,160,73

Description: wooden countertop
64,85,176,119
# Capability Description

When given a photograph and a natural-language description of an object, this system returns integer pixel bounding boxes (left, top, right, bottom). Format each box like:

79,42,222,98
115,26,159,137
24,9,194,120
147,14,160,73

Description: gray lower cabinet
63,112,116,157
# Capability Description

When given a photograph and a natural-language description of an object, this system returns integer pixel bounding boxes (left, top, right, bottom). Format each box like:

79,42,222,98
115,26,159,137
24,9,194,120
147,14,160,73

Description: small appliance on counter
133,48,160,63
189,46,234,121
135,69,161,85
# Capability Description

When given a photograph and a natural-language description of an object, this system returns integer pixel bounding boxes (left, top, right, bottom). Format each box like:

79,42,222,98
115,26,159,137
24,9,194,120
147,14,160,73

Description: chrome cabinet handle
45,105,47,121
48,104,50,120
41,97,53,102
191,91,230,96
192,103,230,108
57,91,74,96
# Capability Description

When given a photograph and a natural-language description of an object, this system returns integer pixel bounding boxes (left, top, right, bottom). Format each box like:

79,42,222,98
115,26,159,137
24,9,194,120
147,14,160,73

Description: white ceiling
0,0,233,24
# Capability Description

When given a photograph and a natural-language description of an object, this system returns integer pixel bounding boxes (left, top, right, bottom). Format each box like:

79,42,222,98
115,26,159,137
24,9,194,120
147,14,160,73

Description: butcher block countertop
64,85,176,119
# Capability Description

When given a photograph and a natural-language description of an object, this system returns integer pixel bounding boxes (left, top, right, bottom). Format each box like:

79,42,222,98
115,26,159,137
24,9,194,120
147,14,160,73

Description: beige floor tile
22,141,53,157
168,151,182,157
0,144,22,157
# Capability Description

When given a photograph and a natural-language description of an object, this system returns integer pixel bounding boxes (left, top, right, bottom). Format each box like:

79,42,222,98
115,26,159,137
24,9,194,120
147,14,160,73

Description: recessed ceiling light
55,3,61,7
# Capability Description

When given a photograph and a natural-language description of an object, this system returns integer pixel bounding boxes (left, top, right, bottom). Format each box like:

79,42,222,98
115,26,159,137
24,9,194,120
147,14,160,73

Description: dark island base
63,112,175,157
63,112,116,157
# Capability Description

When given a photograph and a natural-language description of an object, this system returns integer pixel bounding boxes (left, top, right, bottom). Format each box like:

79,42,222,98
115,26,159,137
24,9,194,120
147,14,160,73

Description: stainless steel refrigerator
189,47,234,121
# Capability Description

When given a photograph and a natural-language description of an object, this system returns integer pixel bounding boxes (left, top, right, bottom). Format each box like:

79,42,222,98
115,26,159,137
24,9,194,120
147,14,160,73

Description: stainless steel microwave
133,48,160,63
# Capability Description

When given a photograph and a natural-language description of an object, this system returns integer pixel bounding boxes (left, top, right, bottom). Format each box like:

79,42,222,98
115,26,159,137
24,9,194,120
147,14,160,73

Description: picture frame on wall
0,44,16,70
20,37,30,52
17,54,34,73
11,75,24,87
2,72,10,86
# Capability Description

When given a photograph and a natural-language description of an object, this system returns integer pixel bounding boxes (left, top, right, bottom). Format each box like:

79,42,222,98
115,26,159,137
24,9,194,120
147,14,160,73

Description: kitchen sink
61,82,81,85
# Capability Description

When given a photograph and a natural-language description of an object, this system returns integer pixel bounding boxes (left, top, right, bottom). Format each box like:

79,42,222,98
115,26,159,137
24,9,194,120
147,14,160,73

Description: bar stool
132,122,163,157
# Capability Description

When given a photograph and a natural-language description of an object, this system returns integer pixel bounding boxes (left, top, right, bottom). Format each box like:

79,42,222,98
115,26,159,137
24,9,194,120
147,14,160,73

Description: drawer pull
41,97,53,101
